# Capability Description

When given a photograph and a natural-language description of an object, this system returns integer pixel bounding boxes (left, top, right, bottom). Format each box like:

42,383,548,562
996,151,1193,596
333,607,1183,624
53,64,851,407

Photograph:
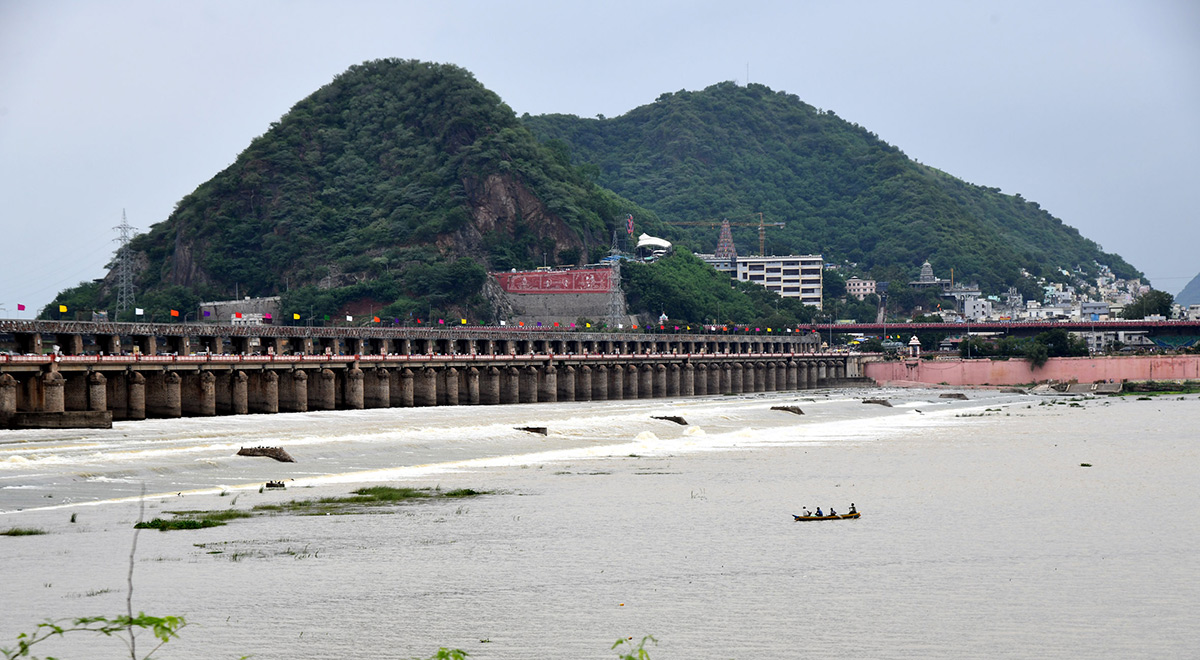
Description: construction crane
670,213,785,256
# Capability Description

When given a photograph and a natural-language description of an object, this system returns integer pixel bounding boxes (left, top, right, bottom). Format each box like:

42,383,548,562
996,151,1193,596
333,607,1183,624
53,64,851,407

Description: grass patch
138,486,491,530
2,527,47,536
255,486,488,515
135,510,255,532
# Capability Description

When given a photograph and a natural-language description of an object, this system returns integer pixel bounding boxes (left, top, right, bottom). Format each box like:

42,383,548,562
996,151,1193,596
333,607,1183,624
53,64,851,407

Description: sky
1,0,1197,315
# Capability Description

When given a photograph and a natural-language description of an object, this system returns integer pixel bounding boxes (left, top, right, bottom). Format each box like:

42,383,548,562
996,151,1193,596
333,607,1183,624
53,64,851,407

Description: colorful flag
537,322,542,327
461,319,466,325
16,304,25,311
170,309,179,317
346,315,352,322
500,320,507,326
263,313,271,320
373,316,380,323
59,305,67,313
553,322,560,327
518,322,524,327
570,323,575,328
438,319,444,325
626,213,634,235
136,308,144,315
293,313,300,320
235,312,243,319
324,314,331,321
586,323,591,328
203,310,211,317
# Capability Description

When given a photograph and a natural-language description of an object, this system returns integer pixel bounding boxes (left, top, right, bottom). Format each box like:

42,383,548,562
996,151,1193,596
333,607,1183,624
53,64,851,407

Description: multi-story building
733,255,824,309
845,277,876,300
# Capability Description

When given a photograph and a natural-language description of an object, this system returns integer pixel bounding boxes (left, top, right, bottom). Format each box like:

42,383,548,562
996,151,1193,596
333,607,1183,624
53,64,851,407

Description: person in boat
849,503,857,514
801,507,812,517
815,507,823,517
829,507,837,516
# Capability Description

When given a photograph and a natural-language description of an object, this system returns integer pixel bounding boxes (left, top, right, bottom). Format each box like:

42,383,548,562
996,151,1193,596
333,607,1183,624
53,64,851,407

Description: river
1,388,1197,659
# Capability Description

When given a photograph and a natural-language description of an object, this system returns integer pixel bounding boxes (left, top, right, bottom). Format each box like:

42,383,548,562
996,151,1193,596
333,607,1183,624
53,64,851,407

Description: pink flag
17,304,25,311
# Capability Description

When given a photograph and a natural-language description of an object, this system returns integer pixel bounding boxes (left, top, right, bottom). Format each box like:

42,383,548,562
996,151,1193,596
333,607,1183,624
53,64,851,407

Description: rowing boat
793,512,860,521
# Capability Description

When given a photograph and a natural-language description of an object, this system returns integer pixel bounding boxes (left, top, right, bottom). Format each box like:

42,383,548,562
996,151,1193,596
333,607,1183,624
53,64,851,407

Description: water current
1,388,1197,659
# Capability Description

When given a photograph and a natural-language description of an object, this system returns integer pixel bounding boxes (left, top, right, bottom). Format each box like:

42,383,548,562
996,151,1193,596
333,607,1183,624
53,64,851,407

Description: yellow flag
59,305,67,313
461,318,466,325
293,313,300,320
586,323,591,328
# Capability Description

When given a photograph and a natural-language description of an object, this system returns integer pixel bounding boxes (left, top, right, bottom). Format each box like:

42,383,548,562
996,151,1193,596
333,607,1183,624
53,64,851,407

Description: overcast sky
2,0,1197,315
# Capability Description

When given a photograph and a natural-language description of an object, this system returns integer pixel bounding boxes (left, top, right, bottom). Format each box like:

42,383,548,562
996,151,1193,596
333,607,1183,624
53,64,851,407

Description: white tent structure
636,234,672,250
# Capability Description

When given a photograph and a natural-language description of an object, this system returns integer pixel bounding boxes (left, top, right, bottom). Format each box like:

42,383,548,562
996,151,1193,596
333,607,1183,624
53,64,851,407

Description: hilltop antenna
113,209,136,315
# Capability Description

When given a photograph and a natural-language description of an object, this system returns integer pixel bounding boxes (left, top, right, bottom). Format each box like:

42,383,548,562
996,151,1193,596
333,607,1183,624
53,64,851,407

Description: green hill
523,82,1142,294
49,59,666,322
47,66,1144,326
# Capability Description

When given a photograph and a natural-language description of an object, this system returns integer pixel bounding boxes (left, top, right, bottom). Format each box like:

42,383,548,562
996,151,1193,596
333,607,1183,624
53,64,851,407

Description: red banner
493,269,614,294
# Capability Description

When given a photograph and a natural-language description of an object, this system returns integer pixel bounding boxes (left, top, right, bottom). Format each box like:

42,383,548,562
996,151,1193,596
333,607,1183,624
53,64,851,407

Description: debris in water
939,393,969,400
516,426,548,436
651,415,688,425
862,399,893,407
236,446,296,462
770,406,804,416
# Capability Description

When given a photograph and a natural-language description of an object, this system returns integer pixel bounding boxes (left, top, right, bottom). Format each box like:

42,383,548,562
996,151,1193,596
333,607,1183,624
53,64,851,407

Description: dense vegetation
45,66,1145,323
524,82,1142,294
47,59,664,322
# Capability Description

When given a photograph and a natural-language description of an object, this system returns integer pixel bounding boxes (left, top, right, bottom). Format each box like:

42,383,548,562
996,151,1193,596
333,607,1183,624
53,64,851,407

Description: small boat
265,481,286,489
793,512,860,521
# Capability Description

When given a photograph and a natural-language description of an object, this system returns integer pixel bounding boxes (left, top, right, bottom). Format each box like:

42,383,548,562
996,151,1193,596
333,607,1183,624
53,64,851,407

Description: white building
845,277,876,300
734,255,824,309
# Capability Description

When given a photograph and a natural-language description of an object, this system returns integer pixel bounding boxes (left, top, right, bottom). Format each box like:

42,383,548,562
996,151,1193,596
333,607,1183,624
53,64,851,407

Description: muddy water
1,390,1197,659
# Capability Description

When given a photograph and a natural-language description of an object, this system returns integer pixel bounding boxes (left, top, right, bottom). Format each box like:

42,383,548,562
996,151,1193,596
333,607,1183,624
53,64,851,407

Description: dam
0,320,867,428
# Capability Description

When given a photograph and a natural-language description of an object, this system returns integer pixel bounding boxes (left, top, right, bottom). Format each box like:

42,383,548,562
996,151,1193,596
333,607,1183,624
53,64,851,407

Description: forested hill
53,59,662,321
523,82,1141,293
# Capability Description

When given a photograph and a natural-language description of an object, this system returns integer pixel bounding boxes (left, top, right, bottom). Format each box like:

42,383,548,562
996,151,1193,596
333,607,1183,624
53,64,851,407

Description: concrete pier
593,365,608,401
520,367,538,404
539,366,557,403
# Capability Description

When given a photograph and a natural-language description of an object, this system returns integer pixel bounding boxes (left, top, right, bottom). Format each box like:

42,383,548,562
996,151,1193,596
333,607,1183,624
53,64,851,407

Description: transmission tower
113,209,136,315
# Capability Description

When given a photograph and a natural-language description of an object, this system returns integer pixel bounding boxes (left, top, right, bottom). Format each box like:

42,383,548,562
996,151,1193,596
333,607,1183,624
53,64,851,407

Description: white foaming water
2,389,1197,659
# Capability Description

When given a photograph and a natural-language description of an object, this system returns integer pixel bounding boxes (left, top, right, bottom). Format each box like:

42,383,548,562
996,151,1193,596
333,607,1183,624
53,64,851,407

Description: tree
1122,289,1174,319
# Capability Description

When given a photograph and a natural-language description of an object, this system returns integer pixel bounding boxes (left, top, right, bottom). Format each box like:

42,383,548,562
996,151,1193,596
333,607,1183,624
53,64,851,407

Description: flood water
1,388,1197,659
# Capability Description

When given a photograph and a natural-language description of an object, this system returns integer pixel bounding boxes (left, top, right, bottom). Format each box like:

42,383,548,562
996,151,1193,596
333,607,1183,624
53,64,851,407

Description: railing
1,351,840,367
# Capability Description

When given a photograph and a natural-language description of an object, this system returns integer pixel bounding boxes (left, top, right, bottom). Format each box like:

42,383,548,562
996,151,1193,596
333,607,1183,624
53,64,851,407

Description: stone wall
865,354,1200,386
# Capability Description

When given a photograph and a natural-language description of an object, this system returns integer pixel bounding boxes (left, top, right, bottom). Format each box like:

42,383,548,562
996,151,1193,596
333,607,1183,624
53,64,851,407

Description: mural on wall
493,269,613,294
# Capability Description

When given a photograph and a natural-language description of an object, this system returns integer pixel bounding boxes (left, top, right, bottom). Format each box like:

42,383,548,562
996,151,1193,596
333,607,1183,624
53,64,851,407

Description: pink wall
865,355,1200,386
